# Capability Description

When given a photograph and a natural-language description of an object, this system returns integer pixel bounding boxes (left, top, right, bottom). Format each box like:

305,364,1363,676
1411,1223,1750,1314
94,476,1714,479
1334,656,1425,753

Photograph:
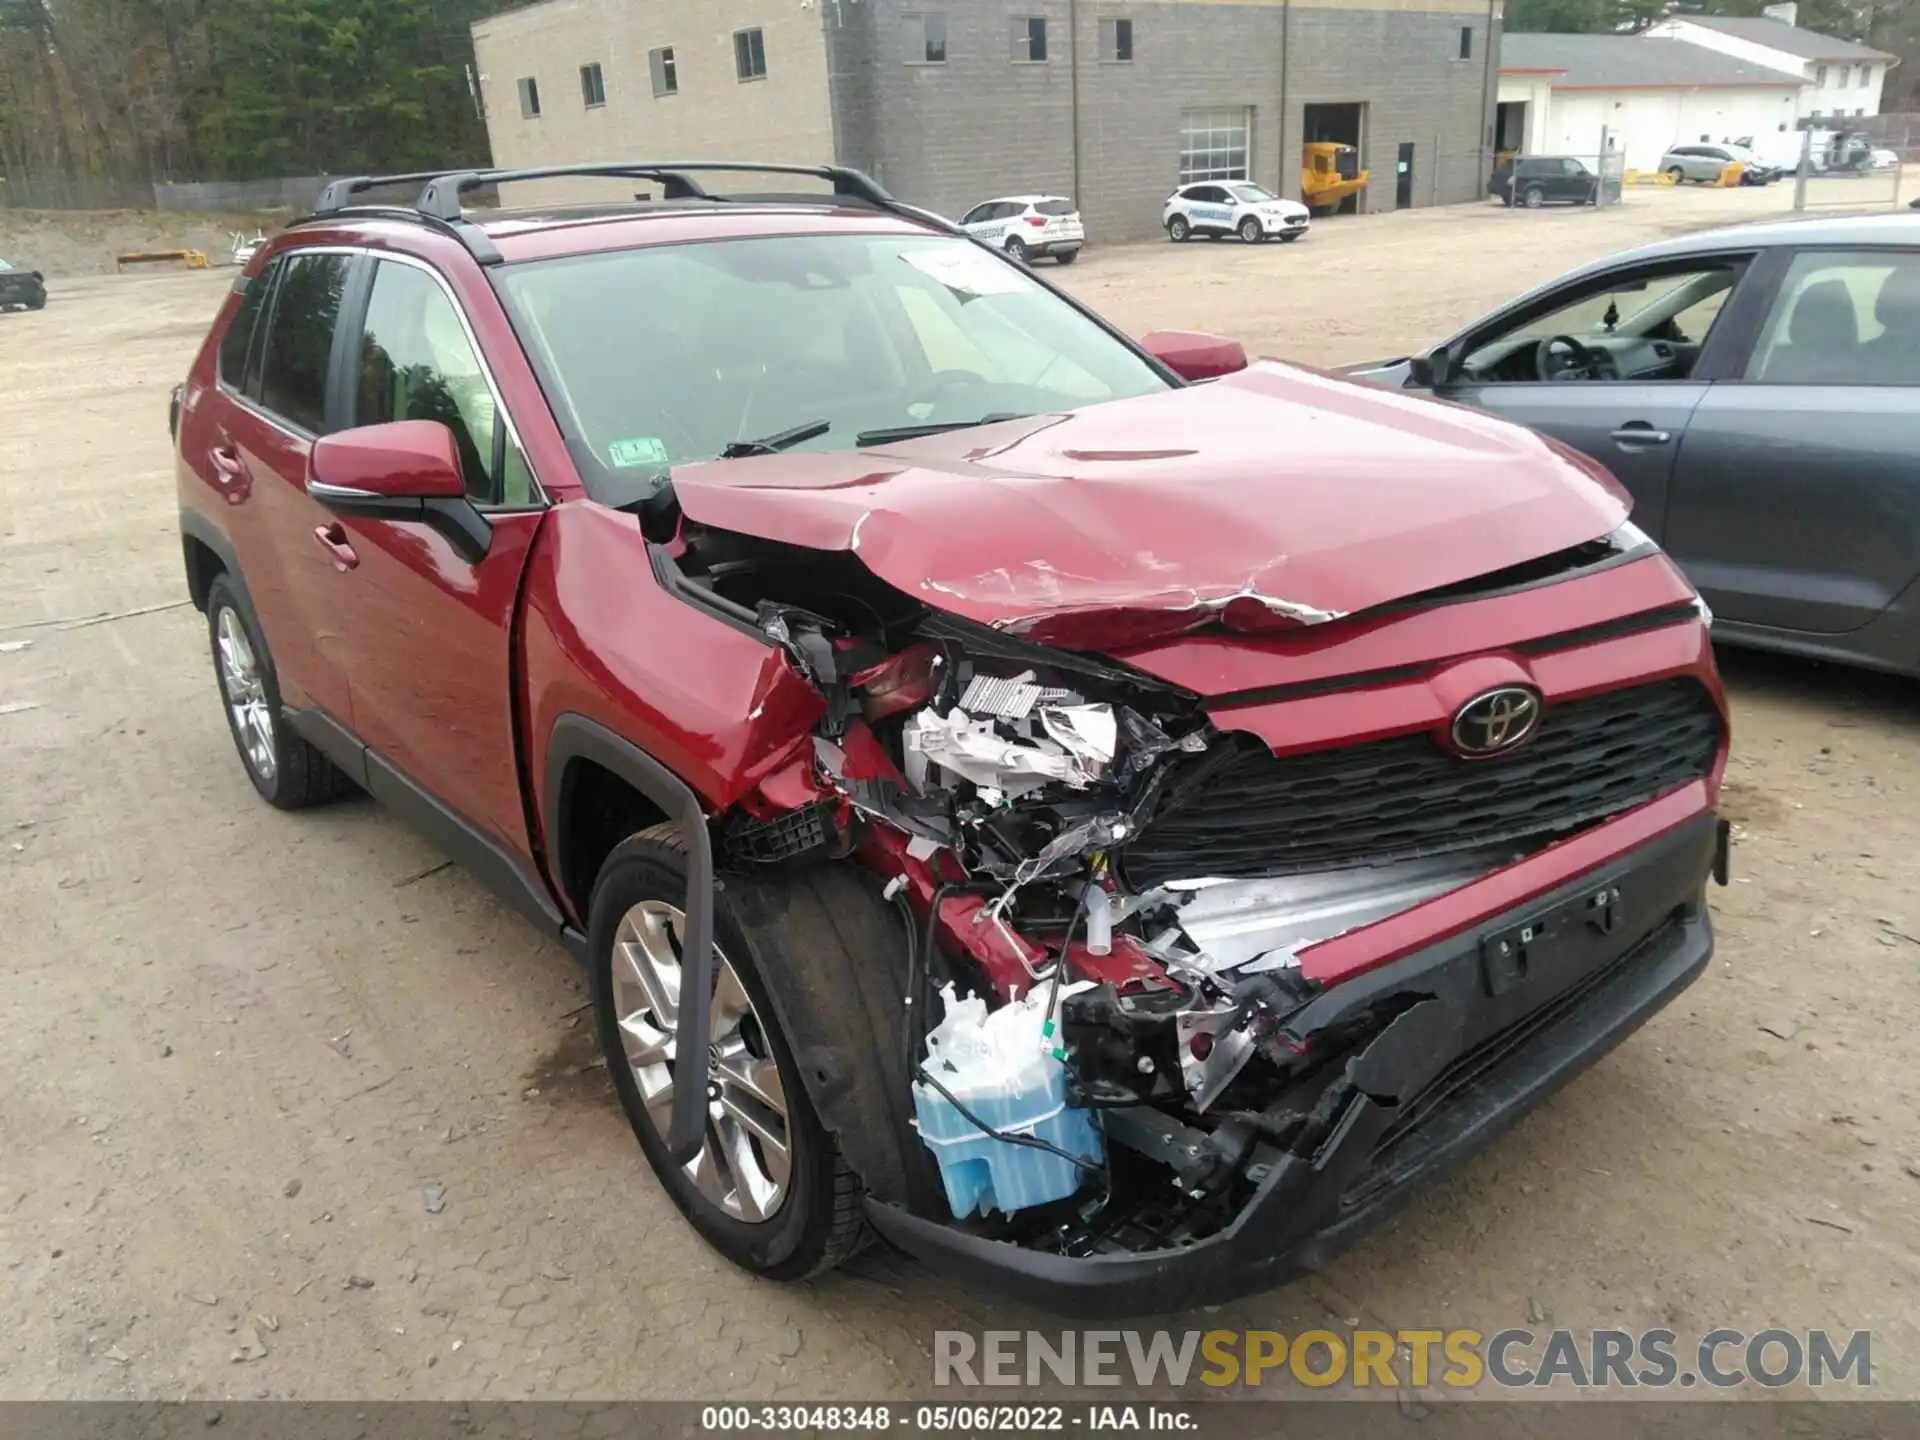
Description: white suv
958,195,1085,265
1164,182,1310,243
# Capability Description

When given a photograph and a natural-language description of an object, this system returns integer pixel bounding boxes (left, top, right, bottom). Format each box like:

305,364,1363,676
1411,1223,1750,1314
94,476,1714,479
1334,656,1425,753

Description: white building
1647,5,1898,125
1498,34,1806,174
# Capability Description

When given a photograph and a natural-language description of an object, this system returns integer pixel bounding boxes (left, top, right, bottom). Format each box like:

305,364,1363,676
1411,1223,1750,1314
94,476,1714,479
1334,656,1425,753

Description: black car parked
0,258,46,311
1490,155,1620,209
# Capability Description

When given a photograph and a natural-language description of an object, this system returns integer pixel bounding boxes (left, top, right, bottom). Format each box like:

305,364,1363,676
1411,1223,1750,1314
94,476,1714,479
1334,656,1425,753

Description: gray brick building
473,0,1502,241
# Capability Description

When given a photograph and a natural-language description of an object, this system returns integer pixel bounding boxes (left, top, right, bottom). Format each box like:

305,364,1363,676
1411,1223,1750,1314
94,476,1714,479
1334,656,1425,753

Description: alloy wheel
610,899,791,1222
215,606,276,783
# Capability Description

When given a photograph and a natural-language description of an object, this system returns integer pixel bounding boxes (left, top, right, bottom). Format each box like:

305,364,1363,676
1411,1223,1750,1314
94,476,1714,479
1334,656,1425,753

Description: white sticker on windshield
901,248,1028,297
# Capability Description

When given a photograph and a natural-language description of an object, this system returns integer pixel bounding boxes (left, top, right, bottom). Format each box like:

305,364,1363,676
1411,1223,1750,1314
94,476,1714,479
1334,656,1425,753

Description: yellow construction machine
1301,142,1368,213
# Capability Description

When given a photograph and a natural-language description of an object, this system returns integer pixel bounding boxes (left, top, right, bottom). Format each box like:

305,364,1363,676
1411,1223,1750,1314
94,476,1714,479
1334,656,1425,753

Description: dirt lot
2,181,1918,1406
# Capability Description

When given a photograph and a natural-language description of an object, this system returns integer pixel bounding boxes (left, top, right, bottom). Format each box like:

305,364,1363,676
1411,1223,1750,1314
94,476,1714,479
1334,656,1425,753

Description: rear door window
219,272,272,392
1746,249,1920,386
258,252,351,433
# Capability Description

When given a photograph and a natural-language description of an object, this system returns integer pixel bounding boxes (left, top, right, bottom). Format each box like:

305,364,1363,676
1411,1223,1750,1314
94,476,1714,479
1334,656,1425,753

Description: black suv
0,258,46,311
1490,156,1619,209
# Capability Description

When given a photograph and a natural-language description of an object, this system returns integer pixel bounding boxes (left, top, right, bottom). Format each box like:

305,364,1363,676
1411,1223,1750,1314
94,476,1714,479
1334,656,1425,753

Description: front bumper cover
865,810,1723,1316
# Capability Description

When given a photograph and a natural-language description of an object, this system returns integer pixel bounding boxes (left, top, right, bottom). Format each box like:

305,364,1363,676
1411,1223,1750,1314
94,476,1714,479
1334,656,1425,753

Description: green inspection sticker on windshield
608,436,670,468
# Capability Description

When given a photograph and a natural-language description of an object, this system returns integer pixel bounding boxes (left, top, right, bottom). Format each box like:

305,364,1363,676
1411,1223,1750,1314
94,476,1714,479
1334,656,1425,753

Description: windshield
0,260,13,272
1229,185,1277,204
497,233,1169,486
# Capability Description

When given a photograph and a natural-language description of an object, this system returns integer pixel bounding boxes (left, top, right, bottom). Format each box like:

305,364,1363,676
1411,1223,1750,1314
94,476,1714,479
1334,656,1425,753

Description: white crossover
958,194,1086,265
1163,182,1310,243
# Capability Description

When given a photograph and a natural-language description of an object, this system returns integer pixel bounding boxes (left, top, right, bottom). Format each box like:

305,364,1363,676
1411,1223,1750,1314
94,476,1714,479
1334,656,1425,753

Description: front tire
205,575,351,809
1665,166,1685,185
1239,216,1264,243
591,826,865,1280
1280,232,1301,243
1521,185,1546,209
1167,215,1191,242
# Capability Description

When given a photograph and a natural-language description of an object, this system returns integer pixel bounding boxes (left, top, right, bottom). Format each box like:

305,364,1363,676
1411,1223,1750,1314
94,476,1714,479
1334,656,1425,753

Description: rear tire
1167,215,1191,242
591,826,867,1280
1054,249,1079,265
205,575,353,810
27,293,46,311
1239,216,1264,243
1004,236,1030,265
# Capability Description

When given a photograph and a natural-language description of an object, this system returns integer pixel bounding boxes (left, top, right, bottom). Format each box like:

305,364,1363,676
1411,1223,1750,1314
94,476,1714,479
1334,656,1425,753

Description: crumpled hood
669,360,1629,648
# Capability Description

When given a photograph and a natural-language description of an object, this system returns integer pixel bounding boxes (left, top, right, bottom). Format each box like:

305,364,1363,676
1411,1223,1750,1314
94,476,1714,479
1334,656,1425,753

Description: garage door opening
1497,100,1529,160
1302,102,1367,215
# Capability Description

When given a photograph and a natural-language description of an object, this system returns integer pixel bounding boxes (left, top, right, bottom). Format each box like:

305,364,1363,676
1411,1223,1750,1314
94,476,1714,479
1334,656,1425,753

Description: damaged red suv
172,162,1730,1315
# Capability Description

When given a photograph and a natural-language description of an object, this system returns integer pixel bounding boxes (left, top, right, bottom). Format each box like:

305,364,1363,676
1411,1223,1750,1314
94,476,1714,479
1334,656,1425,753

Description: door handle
313,523,358,571
210,445,244,480
1610,424,1672,446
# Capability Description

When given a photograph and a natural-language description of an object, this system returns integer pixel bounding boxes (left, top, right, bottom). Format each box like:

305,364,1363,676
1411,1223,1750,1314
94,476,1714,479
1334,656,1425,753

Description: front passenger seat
1763,280,1859,383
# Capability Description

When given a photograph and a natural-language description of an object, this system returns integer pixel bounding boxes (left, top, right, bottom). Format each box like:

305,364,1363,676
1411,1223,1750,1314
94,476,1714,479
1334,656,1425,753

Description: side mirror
311,420,468,500
1409,341,1459,390
1140,329,1250,383
307,420,490,562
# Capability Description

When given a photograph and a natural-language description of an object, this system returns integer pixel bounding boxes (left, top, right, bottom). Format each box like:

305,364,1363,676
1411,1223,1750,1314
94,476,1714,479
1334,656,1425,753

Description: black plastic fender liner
178,508,246,614
544,714,716,1167
720,862,944,1214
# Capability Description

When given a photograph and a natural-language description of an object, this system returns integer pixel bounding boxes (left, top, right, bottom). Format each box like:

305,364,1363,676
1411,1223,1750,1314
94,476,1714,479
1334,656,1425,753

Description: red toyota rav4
172,162,1730,1315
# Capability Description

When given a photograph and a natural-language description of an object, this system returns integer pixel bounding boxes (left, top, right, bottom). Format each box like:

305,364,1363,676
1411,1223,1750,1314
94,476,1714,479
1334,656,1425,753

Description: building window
1857,63,1870,86
1837,65,1850,88
905,12,946,64
1012,15,1048,62
1100,17,1133,62
1179,106,1251,184
1815,63,1827,85
650,46,678,96
1856,107,1866,116
580,62,605,108
517,76,541,118
1458,25,1472,59
734,27,767,81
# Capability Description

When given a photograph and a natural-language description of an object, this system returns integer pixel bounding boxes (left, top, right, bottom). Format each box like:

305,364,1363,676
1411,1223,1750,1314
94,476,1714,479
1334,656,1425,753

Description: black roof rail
413,161,898,219
314,171,460,215
300,161,959,264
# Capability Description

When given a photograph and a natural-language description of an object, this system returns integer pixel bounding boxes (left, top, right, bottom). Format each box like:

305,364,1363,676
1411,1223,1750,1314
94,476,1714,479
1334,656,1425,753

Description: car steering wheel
1536,335,1602,382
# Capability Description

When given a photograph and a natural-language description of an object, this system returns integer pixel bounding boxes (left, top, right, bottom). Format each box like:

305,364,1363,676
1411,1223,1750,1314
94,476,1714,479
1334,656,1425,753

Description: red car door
309,254,546,860
218,250,362,726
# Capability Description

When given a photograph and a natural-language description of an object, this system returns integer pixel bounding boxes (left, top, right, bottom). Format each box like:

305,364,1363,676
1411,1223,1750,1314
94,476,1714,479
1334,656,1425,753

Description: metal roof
1580,210,1920,269
1500,33,1807,89
1660,15,1897,64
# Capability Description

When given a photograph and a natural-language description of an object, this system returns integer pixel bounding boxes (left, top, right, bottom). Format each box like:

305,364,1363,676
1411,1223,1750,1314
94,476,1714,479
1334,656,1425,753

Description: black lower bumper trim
864,811,1719,1316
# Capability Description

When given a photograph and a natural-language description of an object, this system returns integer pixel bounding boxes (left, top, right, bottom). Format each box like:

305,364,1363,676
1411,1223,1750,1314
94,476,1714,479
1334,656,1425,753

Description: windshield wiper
856,413,1029,447
721,419,830,459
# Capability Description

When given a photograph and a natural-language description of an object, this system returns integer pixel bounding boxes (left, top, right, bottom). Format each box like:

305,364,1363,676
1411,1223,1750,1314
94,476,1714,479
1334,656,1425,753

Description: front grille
1120,679,1721,887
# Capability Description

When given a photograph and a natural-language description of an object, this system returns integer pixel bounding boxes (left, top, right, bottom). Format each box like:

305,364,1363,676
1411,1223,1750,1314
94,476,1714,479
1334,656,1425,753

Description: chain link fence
0,174,339,213
1791,116,1911,213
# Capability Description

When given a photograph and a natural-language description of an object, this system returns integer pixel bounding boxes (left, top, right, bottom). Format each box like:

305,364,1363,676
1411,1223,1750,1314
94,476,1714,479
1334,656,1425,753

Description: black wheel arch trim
544,712,716,1166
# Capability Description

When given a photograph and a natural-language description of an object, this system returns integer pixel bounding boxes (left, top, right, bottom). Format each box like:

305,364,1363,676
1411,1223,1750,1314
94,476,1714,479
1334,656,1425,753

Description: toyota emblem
1450,686,1542,757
